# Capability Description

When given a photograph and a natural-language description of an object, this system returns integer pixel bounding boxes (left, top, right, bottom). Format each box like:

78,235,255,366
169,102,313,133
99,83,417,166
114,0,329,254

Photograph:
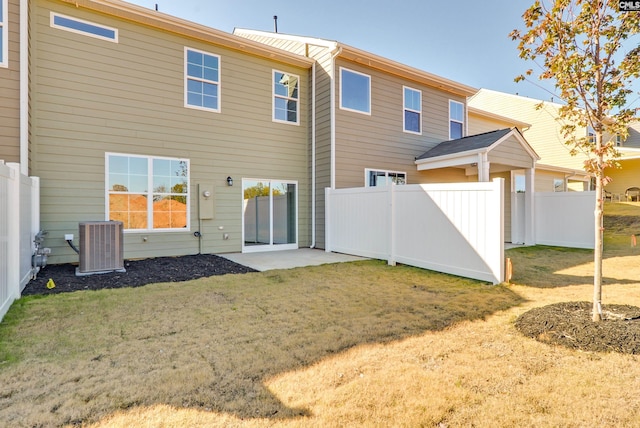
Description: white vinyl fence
0,162,40,322
534,191,595,249
326,179,505,284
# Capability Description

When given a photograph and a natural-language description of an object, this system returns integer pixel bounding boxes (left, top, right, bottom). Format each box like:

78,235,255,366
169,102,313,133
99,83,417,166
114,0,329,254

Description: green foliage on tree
510,0,640,321
244,183,282,200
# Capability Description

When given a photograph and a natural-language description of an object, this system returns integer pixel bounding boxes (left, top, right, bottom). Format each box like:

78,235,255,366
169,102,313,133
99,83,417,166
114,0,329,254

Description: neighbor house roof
233,28,478,97
57,0,314,68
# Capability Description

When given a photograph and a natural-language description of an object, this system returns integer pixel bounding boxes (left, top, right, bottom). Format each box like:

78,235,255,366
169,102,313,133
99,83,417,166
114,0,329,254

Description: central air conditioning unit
77,221,126,275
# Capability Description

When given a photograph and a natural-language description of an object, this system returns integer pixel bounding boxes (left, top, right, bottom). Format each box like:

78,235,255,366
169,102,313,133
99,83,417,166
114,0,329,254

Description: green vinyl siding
488,137,535,169
0,0,20,163
31,0,311,263
334,58,465,190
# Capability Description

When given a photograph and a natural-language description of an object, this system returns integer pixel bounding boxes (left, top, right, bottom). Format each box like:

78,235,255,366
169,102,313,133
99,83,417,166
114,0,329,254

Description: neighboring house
29,0,315,264
234,29,542,247
0,0,24,167
608,120,640,199
468,89,640,196
469,89,593,191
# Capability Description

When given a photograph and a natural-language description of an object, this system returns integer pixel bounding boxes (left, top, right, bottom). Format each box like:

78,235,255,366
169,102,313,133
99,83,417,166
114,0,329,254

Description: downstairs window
106,153,190,231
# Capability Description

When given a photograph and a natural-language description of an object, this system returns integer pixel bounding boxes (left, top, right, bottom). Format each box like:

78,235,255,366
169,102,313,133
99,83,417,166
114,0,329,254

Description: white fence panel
325,186,390,259
0,162,39,323
535,191,595,249
0,163,19,322
393,183,503,283
326,180,504,284
20,173,39,290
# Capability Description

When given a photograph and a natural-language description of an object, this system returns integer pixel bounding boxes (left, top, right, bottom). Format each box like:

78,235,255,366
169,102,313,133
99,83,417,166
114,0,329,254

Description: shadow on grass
0,260,523,426
505,245,640,288
505,202,640,289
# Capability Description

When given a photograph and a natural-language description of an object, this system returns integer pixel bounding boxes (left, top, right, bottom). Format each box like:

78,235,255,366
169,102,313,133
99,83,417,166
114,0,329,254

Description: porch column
524,168,535,245
477,153,490,182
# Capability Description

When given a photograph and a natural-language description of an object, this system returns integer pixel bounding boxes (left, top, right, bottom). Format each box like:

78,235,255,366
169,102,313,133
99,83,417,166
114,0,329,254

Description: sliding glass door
242,179,297,252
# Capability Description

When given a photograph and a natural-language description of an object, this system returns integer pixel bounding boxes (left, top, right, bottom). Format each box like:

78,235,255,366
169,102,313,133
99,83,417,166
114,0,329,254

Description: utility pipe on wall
310,60,317,248
19,0,28,175
329,46,342,190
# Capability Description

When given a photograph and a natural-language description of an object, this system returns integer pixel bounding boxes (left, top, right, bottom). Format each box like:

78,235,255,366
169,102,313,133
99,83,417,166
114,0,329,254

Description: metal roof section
57,0,314,68
233,28,478,97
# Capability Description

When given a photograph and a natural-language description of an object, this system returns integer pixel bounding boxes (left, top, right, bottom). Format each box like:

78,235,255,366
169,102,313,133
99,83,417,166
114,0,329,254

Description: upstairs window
50,12,118,42
185,48,220,112
340,67,371,114
403,86,422,134
273,70,299,124
449,100,465,140
107,153,190,231
587,126,595,143
366,169,406,187
0,0,6,66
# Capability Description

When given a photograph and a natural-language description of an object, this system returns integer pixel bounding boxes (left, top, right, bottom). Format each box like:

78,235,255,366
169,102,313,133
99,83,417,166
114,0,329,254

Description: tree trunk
593,151,604,322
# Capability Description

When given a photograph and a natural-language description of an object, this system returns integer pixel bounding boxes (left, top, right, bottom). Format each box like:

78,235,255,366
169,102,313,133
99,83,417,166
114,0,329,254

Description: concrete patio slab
219,248,367,271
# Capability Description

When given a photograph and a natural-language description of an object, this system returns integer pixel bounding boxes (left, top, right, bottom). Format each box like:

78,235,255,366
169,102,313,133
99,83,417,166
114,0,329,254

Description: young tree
510,0,640,321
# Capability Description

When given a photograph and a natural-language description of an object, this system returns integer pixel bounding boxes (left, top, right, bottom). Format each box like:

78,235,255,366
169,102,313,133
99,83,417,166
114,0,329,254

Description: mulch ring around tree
515,301,640,354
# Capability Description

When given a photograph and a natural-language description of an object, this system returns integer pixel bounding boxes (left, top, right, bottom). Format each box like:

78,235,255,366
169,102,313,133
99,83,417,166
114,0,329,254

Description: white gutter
310,59,316,248
19,0,28,175
330,46,342,190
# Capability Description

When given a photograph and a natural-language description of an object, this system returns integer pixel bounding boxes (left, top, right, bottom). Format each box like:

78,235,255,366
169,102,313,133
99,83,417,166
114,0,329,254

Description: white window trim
105,153,191,232
241,178,299,253
364,168,407,187
272,69,300,125
587,125,595,143
449,100,465,140
50,12,118,43
403,85,422,135
339,67,371,115
0,0,7,68
184,46,221,113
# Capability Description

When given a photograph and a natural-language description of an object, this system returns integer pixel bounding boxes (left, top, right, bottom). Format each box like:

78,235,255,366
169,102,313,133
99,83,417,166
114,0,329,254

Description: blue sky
125,0,637,105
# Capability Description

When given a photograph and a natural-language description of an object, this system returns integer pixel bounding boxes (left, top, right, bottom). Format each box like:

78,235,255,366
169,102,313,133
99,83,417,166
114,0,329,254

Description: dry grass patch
0,261,520,427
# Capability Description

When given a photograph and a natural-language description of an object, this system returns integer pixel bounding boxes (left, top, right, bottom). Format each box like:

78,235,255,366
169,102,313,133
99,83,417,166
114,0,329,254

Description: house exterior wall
488,137,535,169
333,57,465,190
235,31,472,249
468,112,515,135
606,158,640,196
0,0,21,163
624,122,640,148
31,0,311,263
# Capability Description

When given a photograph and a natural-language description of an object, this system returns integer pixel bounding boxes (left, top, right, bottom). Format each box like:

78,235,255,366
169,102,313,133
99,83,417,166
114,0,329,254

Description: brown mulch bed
515,301,640,354
22,254,257,296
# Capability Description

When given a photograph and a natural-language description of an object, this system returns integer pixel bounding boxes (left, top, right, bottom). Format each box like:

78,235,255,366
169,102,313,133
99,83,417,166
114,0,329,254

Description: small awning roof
415,128,540,171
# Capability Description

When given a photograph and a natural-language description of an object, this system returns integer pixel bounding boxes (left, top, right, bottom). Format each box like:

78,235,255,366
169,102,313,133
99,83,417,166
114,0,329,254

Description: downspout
19,0,28,175
310,59,316,248
330,46,342,190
